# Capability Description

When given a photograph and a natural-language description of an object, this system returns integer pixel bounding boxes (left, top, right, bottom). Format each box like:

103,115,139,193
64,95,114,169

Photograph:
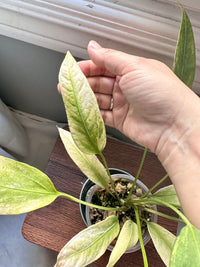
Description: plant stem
134,206,149,267
59,192,122,211
99,151,121,203
144,207,183,223
150,198,190,226
141,173,169,198
133,197,190,226
126,147,147,201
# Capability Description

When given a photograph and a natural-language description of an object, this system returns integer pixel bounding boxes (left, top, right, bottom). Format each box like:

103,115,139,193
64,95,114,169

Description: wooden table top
22,128,177,267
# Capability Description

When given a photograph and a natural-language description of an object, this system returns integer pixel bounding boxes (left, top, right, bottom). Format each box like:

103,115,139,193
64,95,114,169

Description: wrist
156,90,200,228
157,89,200,168
158,118,200,177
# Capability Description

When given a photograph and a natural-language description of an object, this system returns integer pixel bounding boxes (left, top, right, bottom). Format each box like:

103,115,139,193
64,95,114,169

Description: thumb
88,40,136,76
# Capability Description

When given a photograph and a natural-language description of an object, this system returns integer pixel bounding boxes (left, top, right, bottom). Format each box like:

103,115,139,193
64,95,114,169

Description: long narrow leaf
147,222,175,267
173,5,196,88
58,128,109,190
0,156,59,214
107,220,138,267
170,225,200,267
59,51,106,154
55,215,120,267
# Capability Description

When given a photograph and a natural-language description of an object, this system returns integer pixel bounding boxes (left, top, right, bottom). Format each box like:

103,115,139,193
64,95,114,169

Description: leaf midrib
69,135,108,188
69,67,99,154
0,184,58,195
180,13,187,79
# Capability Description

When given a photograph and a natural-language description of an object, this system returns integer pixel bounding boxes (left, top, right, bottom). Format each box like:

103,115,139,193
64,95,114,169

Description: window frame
0,0,199,92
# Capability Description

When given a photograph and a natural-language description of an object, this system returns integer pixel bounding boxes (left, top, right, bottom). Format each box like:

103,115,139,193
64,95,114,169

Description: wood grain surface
22,129,178,266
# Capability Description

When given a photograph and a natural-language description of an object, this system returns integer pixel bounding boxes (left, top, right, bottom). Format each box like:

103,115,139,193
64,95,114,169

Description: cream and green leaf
58,127,109,190
55,215,120,267
170,225,200,267
59,51,106,155
0,156,59,214
147,222,176,267
0,4,199,267
107,220,138,267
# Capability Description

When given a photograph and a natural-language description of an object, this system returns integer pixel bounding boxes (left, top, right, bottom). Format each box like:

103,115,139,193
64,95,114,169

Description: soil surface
89,178,151,231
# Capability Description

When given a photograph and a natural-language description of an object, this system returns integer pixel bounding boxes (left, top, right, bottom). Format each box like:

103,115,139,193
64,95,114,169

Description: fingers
87,76,114,110
78,60,114,77
96,93,113,110
57,83,61,94
101,110,114,127
87,40,137,76
87,76,115,94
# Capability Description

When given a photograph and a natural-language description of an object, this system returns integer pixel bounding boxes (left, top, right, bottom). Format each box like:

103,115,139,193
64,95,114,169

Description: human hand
78,41,194,156
58,41,200,228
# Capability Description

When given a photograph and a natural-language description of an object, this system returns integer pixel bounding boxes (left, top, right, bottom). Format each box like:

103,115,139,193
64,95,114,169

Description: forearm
157,89,200,229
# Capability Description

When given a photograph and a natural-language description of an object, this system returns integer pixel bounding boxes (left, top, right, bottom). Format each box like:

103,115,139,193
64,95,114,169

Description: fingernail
88,40,101,49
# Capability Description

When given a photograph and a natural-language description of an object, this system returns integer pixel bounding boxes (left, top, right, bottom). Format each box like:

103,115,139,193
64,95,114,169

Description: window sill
0,0,199,92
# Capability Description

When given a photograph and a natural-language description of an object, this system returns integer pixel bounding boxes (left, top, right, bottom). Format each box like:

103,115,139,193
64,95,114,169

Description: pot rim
79,168,132,225
79,168,157,253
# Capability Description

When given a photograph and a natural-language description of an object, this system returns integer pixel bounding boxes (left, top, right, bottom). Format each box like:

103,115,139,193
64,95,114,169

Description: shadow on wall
0,35,71,122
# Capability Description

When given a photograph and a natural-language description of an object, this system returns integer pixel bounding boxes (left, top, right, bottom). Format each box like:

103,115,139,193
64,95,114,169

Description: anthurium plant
0,5,199,267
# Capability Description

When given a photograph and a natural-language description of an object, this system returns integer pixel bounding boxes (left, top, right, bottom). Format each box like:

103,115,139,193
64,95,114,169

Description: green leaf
0,156,59,214
107,220,138,267
58,128,109,190
153,185,181,208
147,222,176,267
55,215,120,267
170,225,200,267
173,5,196,88
59,51,106,154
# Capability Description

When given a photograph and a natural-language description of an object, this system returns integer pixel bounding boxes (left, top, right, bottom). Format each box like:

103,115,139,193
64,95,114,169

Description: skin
75,41,200,229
